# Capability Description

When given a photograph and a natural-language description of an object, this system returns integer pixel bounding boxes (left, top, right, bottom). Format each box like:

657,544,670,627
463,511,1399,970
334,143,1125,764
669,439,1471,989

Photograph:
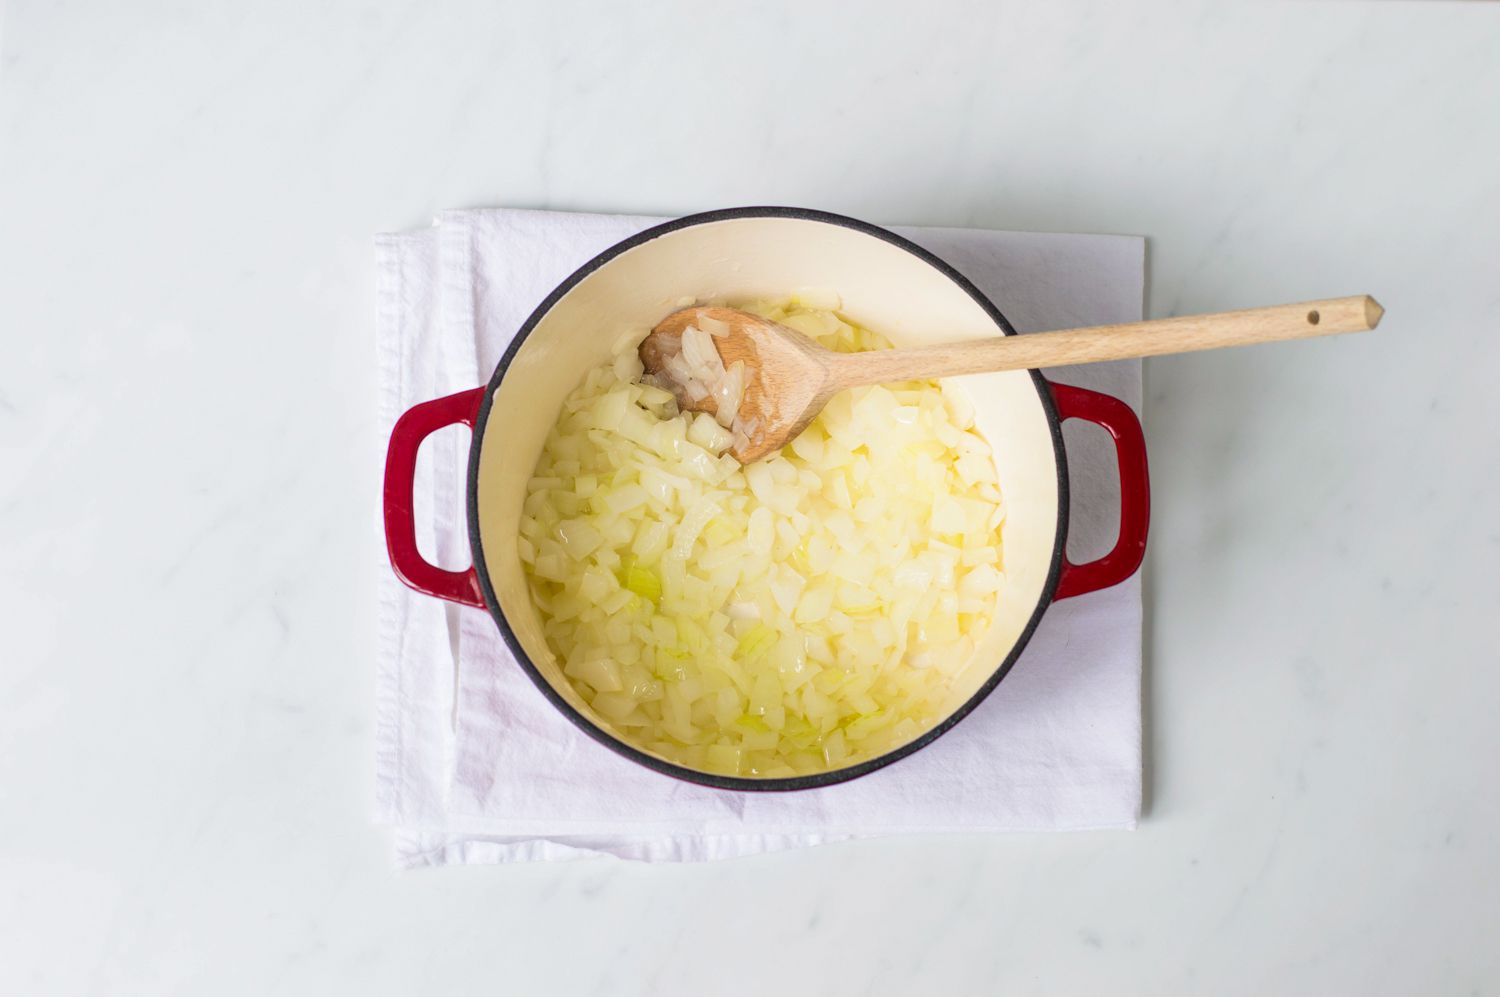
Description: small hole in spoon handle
1307,310,1320,325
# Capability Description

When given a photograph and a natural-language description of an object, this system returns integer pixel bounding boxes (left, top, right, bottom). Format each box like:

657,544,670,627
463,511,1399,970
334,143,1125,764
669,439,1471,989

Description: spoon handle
825,295,1383,387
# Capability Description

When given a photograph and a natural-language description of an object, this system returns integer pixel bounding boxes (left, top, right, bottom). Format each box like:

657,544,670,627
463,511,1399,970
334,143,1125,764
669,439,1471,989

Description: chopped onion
520,300,1006,777
697,315,731,338
713,361,746,430
648,325,763,445
727,600,762,621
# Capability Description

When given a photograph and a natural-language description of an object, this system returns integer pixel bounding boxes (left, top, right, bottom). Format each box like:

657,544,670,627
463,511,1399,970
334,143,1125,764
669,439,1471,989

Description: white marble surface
2,0,1497,993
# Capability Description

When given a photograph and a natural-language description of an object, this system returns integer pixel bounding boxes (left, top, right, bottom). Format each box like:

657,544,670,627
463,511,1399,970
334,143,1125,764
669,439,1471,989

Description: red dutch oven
384,208,1148,791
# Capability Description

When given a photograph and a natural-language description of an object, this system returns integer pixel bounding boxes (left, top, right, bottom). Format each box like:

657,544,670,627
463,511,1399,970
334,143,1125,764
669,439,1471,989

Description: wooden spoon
640,295,1383,463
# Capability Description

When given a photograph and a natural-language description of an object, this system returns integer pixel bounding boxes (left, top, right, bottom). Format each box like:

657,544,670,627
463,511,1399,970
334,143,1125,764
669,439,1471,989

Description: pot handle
383,387,487,608
1048,380,1150,600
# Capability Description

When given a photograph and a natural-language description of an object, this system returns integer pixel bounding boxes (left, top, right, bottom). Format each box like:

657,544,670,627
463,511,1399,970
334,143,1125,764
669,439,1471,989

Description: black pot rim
466,205,1070,792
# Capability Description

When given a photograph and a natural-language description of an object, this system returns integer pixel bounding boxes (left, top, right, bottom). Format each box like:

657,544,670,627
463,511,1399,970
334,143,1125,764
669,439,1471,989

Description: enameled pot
383,207,1149,791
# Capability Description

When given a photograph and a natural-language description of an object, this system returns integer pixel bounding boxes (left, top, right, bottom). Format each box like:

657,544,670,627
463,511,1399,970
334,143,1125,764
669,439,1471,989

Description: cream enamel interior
475,216,1063,777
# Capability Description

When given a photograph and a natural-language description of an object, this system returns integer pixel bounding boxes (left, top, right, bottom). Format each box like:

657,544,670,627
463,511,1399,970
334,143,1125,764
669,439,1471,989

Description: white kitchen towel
375,208,1145,866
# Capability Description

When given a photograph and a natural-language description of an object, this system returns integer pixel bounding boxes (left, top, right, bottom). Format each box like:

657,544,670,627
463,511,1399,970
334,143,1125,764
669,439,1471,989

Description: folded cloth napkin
375,208,1145,866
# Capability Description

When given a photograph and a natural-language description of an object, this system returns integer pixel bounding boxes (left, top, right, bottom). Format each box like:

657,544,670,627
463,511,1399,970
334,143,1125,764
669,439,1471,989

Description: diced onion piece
592,690,640,721
624,564,662,603
697,316,731,338
688,412,734,452
565,656,621,693
726,600,761,621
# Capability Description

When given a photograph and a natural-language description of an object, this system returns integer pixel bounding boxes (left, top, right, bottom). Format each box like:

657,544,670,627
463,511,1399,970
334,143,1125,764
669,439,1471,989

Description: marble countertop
3,1,1497,993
